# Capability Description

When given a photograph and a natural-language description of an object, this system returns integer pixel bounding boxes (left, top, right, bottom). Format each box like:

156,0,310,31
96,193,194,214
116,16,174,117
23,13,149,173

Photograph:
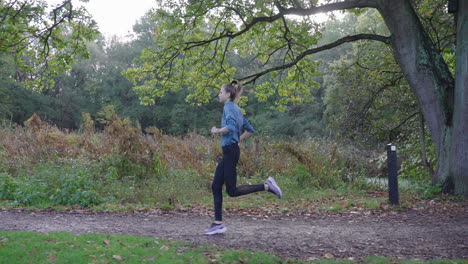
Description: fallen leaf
160,245,169,250
48,256,57,262
103,239,110,245
324,253,335,259
112,255,123,261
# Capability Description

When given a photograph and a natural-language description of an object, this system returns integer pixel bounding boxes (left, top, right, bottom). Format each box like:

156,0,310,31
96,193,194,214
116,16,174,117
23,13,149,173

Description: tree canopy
0,0,98,89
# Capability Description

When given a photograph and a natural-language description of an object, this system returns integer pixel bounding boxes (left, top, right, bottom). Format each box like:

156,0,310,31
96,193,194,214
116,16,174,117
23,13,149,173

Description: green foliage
250,101,325,138
410,182,443,199
322,10,416,144
415,0,455,69
398,125,437,183
0,55,15,120
0,0,98,90
0,173,17,200
123,2,323,109
98,153,165,181
80,112,94,135
276,140,373,190
123,8,237,106
0,160,101,207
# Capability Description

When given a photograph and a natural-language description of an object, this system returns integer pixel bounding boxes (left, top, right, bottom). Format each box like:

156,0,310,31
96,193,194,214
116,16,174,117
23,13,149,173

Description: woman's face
218,86,231,103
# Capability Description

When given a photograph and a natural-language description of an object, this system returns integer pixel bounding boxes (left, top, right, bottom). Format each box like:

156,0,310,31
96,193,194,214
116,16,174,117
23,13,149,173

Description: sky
46,0,332,39
47,0,159,38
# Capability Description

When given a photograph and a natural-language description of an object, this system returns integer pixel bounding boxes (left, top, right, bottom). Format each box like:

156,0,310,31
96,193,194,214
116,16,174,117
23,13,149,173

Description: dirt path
1,206,467,260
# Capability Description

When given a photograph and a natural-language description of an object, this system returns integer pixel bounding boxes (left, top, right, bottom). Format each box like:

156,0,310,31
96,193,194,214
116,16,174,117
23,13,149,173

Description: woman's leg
211,157,225,222
203,160,227,235
223,144,265,197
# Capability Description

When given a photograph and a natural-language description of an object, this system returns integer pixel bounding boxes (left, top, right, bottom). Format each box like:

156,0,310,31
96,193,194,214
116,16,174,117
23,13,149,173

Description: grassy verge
0,231,464,264
1,180,464,217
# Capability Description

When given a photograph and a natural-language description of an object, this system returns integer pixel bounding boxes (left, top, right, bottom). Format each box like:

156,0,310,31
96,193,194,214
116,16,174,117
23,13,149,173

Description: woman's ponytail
232,80,243,104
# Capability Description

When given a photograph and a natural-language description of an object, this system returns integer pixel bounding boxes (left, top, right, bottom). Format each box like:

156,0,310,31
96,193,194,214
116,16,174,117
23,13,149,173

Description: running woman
203,80,282,235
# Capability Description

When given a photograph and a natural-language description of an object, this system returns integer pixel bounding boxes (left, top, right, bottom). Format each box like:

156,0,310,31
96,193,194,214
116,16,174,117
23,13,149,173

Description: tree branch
389,111,419,132
240,33,391,85
0,0,21,23
279,0,378,16
185,0,378,49
185,13,283,49
41,0,73,57
362,75,404,117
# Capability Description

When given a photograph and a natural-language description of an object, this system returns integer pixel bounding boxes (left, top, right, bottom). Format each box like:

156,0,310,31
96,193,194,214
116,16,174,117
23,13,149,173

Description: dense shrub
0,160,101,207
275,140,374,189
0,113,380,207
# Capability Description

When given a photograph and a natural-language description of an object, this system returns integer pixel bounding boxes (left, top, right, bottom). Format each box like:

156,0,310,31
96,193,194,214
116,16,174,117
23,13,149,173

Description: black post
387,143,399,205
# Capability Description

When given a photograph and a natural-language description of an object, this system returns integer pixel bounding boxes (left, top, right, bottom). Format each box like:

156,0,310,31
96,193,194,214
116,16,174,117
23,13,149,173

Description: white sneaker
203,223,227,235
265,177,282,198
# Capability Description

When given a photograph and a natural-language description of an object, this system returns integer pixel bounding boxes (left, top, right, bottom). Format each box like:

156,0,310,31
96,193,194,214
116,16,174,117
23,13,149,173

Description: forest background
0,0,457,210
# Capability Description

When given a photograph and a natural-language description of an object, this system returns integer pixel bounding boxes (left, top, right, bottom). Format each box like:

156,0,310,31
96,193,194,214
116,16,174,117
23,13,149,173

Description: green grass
0,231,464,264
0,231,287,264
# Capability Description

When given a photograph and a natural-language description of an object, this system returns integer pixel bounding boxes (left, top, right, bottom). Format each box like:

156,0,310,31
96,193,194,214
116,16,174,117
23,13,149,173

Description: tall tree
0,0,98,89
0,55,15,120
124,0,466,195
449,0,468,195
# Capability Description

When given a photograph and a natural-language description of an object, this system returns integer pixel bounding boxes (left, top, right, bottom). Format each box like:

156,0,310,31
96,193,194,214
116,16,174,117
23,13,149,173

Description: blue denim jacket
221,101,255,147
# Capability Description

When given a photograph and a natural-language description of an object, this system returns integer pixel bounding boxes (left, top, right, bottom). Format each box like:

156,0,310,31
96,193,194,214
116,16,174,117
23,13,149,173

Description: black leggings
212,143,265,221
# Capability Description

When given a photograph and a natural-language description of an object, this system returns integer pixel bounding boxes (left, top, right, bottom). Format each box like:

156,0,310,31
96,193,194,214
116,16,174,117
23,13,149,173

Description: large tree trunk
377,0,467,195
450,0,468,195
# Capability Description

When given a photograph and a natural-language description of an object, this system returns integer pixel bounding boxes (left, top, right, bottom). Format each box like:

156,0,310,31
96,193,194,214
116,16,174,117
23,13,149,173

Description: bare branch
185,13,283,49
223,5,247,26
389,111,419,132
362,75,405,117
263,44,288,66
241,33,391,84
279,0,378,16
41,0,73,57
281,16,295,59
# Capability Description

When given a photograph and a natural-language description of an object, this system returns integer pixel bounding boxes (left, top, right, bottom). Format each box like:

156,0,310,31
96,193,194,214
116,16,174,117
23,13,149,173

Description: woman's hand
240,131,253,141
211,127,228,134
